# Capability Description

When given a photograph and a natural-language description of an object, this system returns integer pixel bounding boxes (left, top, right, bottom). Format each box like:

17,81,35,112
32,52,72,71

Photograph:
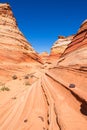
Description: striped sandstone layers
0,3,41,63
57,20,87,67
63,20,87,56
50,35,74,57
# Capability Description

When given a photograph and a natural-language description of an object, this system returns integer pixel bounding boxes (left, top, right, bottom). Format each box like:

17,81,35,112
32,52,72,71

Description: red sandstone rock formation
63,19,87,55
0,3,87,130
0,3,42,81
57,20,87,68
39,52,49,63
0,3,41,64
50,35,74,57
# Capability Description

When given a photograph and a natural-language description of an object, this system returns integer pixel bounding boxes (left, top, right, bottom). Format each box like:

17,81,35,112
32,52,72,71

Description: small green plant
12,75,17,80
25,82,31,86
1,86,10,91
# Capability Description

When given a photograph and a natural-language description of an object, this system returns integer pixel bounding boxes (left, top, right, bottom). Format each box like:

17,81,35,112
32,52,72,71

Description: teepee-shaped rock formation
0,3,41,63
0,4,87,130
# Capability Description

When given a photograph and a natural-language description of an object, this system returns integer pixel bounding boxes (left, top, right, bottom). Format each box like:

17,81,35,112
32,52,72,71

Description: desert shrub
12,75,17,80
1,86,10,91
25,81,31,86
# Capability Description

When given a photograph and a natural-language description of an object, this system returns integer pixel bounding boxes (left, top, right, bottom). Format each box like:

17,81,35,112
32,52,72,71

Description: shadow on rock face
80,101,87,116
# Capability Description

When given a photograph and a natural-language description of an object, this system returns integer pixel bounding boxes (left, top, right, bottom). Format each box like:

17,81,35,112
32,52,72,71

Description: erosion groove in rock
54,103,62,130
41,84,50,130
45,72,85,101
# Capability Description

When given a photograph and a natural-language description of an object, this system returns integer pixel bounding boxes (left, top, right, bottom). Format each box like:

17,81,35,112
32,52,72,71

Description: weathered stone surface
50,35,74,57
78,19,87,33
0,3,42,63
0,4,87,130
57,20,87,69
39,52,49,63
63,19,87,55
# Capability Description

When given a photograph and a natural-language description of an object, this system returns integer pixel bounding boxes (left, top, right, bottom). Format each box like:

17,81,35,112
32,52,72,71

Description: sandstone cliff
39,52,49,63
63,19,87,55
0,3,87,130
47,20,87,129
57,19,87,67
50,35,74,57
0,3,41,63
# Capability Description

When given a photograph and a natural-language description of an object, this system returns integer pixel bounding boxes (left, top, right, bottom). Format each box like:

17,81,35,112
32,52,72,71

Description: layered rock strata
0,3,41,63
57,20,87,67
63,20,87,55
50,35,74,57
0,4,87,130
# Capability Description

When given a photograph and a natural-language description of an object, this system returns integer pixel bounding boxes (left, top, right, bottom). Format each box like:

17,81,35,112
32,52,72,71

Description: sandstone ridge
63,19,87,55
0,3,41,63
57,19,87,68
50,35,74,57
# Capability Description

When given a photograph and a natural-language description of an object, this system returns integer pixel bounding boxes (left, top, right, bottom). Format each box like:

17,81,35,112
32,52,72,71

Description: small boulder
69,84,75,88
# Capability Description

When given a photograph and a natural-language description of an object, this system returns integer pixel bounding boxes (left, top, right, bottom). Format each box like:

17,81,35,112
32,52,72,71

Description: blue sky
0,0,87,53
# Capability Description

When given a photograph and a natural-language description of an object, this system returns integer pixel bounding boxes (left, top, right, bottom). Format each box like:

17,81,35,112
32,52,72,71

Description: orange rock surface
0,3,42,64
0,3,87,130
50,35,74,57
0,3,42,81
63,19,87,55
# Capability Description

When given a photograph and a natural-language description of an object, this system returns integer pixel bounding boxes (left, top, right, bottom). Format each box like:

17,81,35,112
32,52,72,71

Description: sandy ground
0,61,87,130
